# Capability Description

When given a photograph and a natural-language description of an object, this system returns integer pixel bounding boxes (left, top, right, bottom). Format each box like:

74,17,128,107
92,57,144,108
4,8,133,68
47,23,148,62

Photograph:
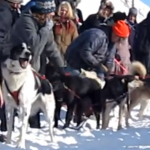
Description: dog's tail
130,61,147,78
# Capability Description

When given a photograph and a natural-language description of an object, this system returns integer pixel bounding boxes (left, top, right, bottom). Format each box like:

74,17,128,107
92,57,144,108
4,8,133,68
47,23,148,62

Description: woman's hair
57,1,74,19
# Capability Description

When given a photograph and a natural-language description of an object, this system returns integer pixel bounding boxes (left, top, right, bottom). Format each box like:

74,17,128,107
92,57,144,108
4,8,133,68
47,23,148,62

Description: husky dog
125,78,150,127
1,43,55,149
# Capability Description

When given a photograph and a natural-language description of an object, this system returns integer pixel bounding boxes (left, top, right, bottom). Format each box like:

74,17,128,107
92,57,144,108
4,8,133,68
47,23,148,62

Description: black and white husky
1,43,55,149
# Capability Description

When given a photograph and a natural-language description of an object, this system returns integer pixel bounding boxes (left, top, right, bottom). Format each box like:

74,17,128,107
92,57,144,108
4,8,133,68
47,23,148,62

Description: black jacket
79,14,105,33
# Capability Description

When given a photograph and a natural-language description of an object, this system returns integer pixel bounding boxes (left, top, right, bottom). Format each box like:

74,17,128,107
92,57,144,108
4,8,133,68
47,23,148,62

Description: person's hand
45,19,54,30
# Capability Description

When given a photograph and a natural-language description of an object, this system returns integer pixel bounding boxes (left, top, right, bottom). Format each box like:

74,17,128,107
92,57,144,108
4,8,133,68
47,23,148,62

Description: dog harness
4,71,46,105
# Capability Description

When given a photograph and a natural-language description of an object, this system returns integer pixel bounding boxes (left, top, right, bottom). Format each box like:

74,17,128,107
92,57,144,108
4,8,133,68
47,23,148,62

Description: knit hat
31,0,56,14
112,20,130,37
128,7,138,16
100,0,114,12
113,11,127,22
6,0,22,3
106,11,127,25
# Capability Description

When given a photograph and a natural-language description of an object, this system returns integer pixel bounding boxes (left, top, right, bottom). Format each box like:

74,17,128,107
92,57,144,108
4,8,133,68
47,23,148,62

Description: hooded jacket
1,13,64,71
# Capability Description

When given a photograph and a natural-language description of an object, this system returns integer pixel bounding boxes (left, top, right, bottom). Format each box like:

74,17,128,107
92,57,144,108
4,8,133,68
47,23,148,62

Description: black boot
28,112,41,129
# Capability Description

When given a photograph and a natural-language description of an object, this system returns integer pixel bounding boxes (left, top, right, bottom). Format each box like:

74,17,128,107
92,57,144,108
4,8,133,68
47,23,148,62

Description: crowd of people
0,0,150,131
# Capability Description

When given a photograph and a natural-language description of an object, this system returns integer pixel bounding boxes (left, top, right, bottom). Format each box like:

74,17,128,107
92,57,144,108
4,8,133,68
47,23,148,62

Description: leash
63,84,81,99
114,58,129,74
114,59,150,79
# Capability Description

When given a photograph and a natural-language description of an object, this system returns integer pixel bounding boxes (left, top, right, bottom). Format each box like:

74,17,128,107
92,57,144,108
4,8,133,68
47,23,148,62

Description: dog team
0,43,148,149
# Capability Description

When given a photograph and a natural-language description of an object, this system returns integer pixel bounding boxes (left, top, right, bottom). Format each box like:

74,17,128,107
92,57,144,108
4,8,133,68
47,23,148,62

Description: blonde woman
53,1,78,59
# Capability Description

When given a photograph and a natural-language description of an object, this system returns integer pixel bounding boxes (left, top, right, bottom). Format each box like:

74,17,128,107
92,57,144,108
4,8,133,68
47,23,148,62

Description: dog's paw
117,125,123,130
6,138,11,144
16,142,26,149
51,138,56,143
96,125,100,129
62,124,68,129
136,113,143,120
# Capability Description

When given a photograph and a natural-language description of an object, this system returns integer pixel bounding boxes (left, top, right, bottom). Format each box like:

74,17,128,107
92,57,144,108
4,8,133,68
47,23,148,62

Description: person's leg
0,104,7,131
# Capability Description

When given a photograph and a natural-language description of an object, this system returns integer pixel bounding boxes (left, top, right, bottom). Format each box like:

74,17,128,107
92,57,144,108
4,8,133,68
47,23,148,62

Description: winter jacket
53,19,78,58
79,14,105,33
1,13,64,71
133,12,150,74
114,38,131,75
65,28,116,71
0,0,20,45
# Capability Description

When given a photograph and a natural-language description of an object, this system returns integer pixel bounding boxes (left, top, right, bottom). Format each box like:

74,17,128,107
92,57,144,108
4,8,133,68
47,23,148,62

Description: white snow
1,104,150,150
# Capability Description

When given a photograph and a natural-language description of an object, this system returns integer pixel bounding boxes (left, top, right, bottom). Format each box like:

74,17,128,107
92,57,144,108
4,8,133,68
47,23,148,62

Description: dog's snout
25,51,31,57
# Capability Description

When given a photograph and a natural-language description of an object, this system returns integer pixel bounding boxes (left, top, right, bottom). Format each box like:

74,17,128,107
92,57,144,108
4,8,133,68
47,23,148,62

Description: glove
59,66,80,76
45,19,54,30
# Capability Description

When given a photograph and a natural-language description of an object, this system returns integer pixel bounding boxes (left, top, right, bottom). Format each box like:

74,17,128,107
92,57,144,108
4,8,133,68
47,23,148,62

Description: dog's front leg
5,105,14,144
17,105,31,149
124,104,130,127
117,105,125,130
43,94,55,143
102,103,112,129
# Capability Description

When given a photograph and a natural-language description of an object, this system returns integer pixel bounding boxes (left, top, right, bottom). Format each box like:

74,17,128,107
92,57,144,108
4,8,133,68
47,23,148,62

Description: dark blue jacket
65,27,116,71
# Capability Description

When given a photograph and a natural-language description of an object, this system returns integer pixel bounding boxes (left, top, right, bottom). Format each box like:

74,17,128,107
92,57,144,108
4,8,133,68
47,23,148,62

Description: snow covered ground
1,105,150,150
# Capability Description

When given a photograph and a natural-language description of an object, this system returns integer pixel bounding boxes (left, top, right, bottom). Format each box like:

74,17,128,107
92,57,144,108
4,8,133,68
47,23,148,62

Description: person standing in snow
79,1,114,33
127,7,138,29
65,20,131,78
0,0,22,132
104,12,131,75
70,0,84,28
126,7,138,61
133,11,150,74
1,0,65,73
53,1,78,61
